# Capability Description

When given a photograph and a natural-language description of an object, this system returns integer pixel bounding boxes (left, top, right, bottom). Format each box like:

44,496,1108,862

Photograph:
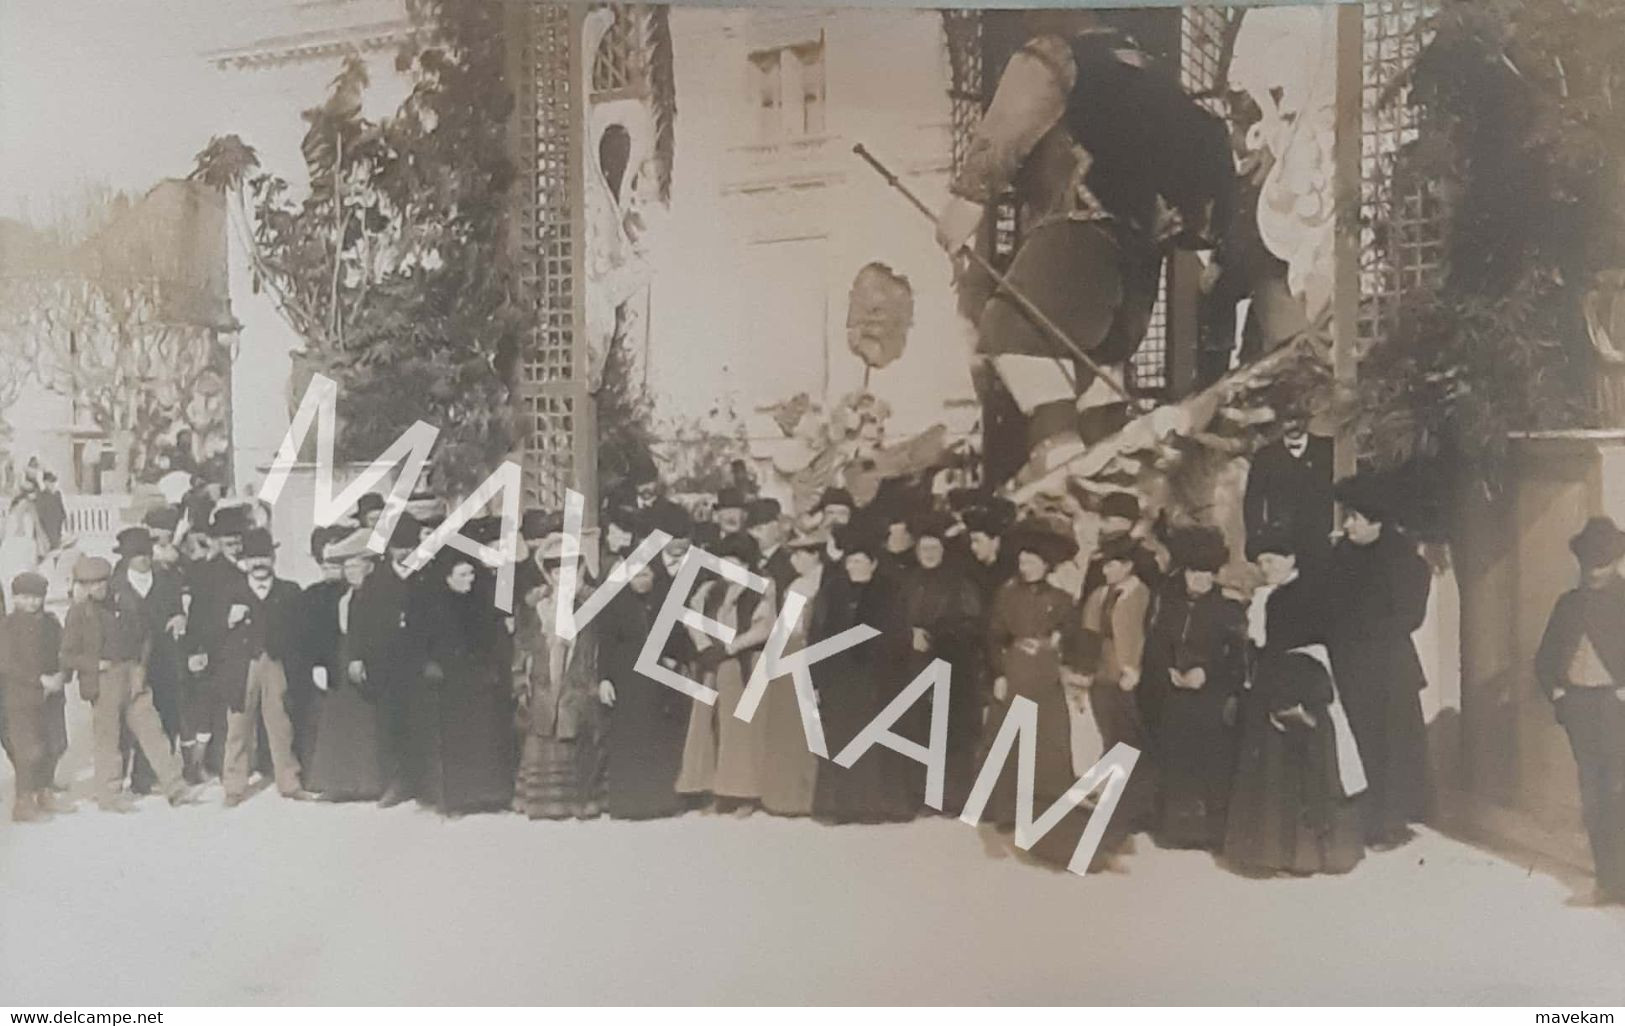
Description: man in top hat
215,528,311,806
349,513,428,806
1082,492,1160,601
60,555,192,811
712,487,749,541
35,470,65,552
1,571,65,821
1243,405,1335,567
113,525,189,796
813,488,857,567
746,498,796,600
1536,516,1625,904
1327,471,1432,849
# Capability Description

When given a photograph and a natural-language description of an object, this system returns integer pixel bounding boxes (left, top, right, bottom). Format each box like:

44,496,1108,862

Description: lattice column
511,2,593,513
1358,0,1443,349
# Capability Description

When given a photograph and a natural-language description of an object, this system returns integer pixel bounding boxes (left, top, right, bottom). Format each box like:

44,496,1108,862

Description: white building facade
644,8,977,447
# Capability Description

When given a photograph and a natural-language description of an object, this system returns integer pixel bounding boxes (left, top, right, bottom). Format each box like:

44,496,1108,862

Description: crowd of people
0,431,1465,884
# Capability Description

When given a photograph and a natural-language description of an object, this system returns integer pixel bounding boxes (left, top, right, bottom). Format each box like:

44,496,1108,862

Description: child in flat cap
1,572,65,821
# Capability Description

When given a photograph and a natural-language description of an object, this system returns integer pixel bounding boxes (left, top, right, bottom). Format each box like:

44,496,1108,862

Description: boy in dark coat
1,572,65,821
1535,517,1625,905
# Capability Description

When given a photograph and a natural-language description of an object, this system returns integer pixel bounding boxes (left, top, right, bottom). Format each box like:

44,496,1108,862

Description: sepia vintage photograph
1,0,1624,1010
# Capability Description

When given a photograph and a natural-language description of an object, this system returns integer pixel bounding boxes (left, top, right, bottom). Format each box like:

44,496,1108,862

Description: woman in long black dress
810,528,914,824
306,541,388,801
1144,527,1246,850
601,564,687,819
413,558,516,816
899,511,984,815
1223,535,1363,875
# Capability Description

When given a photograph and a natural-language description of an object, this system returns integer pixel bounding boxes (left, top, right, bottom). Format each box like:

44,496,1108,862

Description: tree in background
1351,0,1625,521
193,0,523,497
0,184,234,487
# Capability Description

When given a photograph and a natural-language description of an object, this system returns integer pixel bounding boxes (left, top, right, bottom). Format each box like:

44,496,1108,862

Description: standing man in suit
218,529,312,807
114,526,188,796
60,556,193,812
1243,407,1335,571
1536,517,1625,905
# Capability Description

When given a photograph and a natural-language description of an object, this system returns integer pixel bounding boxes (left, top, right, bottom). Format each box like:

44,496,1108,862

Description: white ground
3,708,1623,1006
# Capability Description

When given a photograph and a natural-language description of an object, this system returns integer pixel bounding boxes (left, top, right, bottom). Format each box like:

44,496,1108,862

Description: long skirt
415,666,516,816
603,680,687,820
757,670,820,816
517,731,603,820
676,657,767,800
1223,696,1363,876
1155,687,1239,850
1337,653,1430,842
977,646,1105,868
306,683,387,801
1,684,62,793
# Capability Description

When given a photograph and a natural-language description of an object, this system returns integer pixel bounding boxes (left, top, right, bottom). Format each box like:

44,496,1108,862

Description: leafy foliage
1351,0,1625,496
193,0,522,495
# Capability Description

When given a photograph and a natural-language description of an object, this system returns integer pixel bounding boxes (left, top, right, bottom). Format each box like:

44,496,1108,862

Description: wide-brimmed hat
241,528,277,560
143,506,182,534
1010,516,1078,567
387,513,423,551
1570,516,1625,570
745,498,783,529
1172,525,1230,574
651,502,693,540
209,505,251,538
961,498,1017,538
713,530,762,567
115,526,154,558
520,509,557,541
909,510,957,543
814,487,856,514
1334,471,1397,524
324,528,377,564
73,556,113,583
1252,527,1296,559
